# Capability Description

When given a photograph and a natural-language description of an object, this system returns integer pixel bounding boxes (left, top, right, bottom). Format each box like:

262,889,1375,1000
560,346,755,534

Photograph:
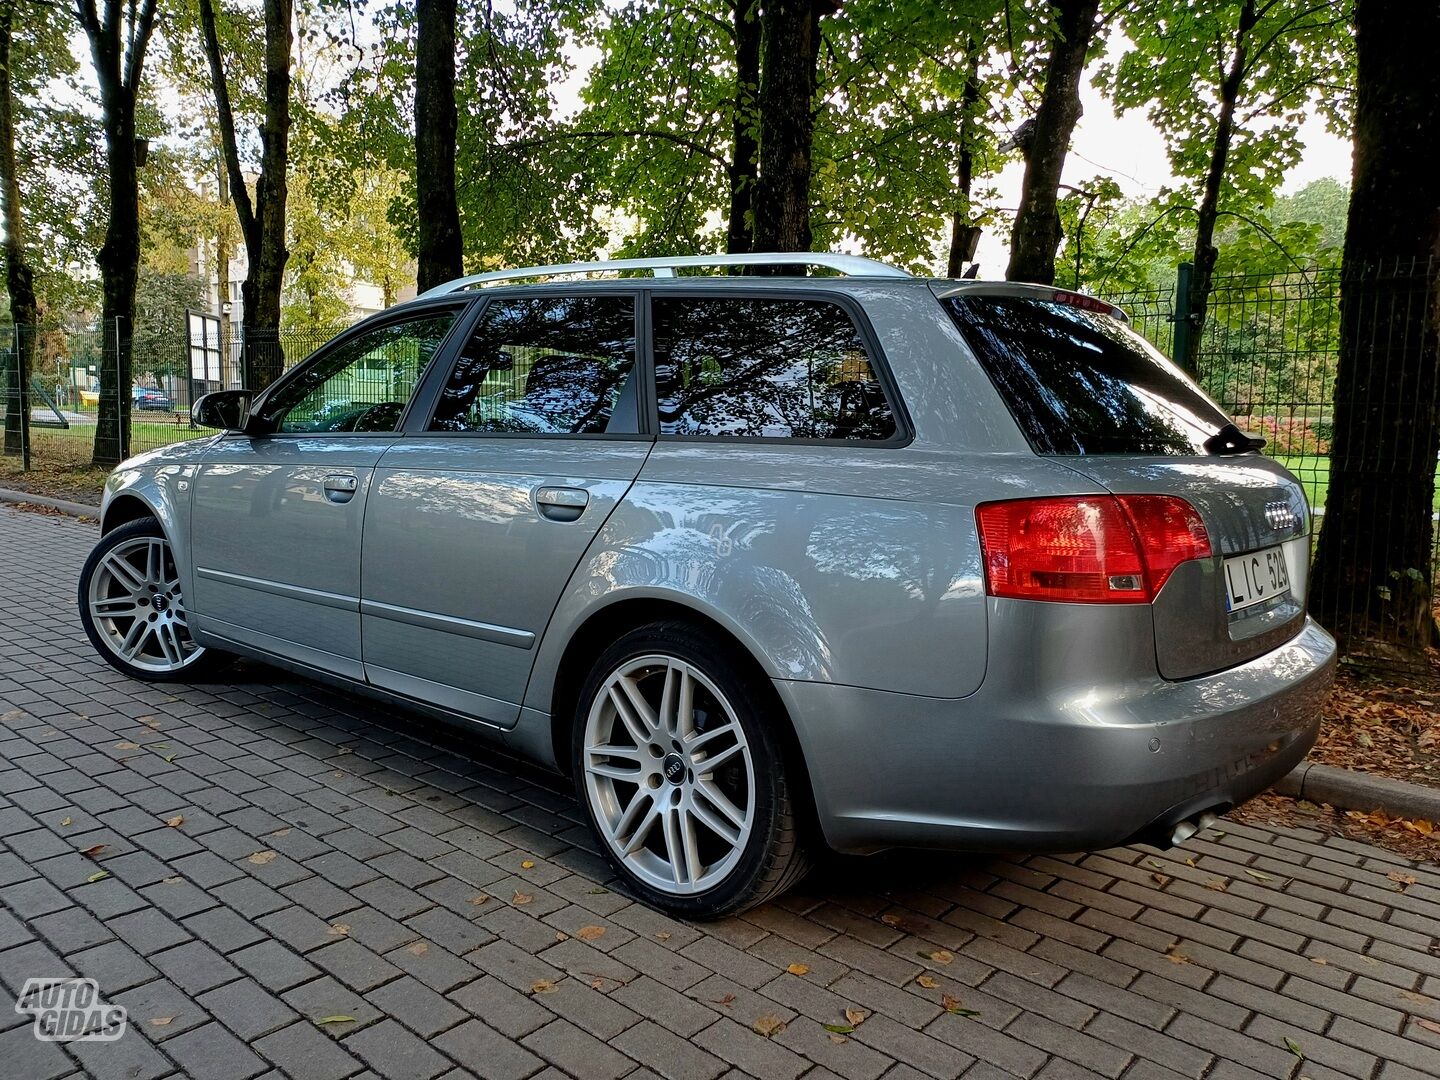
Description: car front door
359,290,651,727
188,305,466,679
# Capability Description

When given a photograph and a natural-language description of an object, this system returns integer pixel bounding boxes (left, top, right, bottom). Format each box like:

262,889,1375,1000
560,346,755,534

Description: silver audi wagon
79,253,1335,917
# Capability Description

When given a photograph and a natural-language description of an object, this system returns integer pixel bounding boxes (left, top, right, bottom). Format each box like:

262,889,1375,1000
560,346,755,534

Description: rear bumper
777,616,1335,854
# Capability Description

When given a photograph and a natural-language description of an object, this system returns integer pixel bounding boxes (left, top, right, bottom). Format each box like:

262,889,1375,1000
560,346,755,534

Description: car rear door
358,289,651,727
188,305,466,679
941,287,1310,679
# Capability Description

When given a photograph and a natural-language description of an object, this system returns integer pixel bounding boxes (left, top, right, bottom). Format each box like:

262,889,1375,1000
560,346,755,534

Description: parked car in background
77,253,1335,918
132,385,174,411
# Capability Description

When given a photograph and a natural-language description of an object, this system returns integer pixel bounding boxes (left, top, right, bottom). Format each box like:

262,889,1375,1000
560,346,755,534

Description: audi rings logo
1264,501,1298,531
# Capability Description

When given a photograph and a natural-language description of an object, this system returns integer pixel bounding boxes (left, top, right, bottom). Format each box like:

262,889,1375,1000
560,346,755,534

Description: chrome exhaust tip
1196,811,1219,832
1170,819,1199,846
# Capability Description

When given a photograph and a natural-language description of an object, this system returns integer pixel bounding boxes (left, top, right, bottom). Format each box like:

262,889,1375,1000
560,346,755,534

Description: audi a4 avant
78,253,1335,916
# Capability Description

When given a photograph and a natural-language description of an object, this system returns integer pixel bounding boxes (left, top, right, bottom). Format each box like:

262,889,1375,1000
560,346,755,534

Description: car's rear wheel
572,621,810,917
78,518,227,681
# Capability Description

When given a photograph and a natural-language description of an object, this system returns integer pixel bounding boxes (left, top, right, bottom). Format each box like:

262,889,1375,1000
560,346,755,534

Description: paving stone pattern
2,505,1439,1080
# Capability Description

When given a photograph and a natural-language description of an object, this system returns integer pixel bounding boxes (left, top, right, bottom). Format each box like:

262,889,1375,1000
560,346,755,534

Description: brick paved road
2,505,1438,1080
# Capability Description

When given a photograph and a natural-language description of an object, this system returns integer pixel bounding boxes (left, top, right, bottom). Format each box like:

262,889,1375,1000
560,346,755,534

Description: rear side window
653,296,897,441
943,296,1230,455
429,295,637,435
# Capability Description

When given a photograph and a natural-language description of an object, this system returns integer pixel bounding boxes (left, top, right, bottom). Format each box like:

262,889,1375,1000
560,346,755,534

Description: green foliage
132,268,206,381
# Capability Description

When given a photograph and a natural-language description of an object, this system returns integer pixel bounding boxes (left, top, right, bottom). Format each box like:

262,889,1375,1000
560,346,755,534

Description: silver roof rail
418,252,911,297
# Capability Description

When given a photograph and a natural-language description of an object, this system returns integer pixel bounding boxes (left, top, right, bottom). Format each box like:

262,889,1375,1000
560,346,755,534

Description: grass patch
1272,455,1440,514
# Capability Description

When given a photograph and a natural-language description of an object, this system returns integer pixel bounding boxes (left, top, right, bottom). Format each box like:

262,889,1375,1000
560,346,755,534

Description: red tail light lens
976,495,1210,604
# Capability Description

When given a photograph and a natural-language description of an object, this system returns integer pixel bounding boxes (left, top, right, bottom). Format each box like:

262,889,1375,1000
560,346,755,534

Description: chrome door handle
535,486,589,522
323,474,359,503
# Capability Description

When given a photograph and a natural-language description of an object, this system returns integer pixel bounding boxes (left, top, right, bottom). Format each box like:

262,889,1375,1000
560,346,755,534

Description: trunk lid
1055,455,1309,679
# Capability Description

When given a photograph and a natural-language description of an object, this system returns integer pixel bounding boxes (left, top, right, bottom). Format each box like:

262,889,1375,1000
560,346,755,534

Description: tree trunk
216,151,233,387
753,0,833,264
198,0,290,391
78,0,159,468
1309,0,1440,655
0,0,36,462
726,0,760,254
946,43,982,279
1005,0,1100,285
1183,0,1257,372
415,0,463,292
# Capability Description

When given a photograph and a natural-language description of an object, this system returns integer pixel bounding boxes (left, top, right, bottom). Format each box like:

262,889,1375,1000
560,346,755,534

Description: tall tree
727,0,760,253
414,0,462,291
1309,0,1440,653
753,0,836,257
74,0,160,466
1101,0,1353,368
1005,0,1101,285
198,0,292,390
0,0,36,461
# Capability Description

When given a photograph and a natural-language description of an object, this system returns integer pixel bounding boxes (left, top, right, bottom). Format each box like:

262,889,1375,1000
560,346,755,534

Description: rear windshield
943,295,1231,455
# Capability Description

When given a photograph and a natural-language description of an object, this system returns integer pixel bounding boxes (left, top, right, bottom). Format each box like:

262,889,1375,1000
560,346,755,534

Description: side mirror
192,389,253,432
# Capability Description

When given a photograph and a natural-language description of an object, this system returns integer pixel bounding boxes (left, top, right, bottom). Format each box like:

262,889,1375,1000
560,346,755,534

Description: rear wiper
1204,422,1267,456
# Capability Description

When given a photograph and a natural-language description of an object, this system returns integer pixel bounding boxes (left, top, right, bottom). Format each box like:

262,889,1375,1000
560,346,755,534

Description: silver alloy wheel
86,535,205,674
583,654,756,895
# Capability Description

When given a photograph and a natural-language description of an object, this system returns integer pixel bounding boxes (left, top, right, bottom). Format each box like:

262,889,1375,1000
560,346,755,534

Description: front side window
429,295,637,435
264,311,458,433
653,296,897,441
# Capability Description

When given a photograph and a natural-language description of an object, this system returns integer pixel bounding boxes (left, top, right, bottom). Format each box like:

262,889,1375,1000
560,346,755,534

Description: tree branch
197,0,256,247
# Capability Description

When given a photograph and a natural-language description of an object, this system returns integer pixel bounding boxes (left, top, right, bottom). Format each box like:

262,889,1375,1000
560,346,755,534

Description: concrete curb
0,487,100,520
1274,761,1440,822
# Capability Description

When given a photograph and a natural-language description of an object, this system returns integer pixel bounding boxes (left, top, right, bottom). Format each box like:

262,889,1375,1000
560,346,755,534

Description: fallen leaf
1243,869,1273,882
1166,948,1190,965
269,827,291,837
916,974,939,989
80,844,107,858
586,887,609,895
577,926,606,942
753,1015,785,1037
786,963,809,976
1151,872,1171,887
590,978,606,990
654,931,672,942
512,891,533,905
845,1008,866,1026
162,876,182,884
149,1017,175,1027
469,894,490,906
162,753,176,763
1387,871,1418,889
314,1016,354,1025
165,816,184,828
929,950,954,965
554,932,569,942
328,924,350,937
114,741,140,750
521,860,536,869
407,942,429,956
1311,957,1328,965
1146,858,1166,870
247,851,277,865
880,913,901,926
713,993,736,1006
823,1023,854,1035
1284,1036,1304,1060
1417,1018,1440,1035
1413,819,1434,836
829,1033,848,1044
530,979,557,994
1204,879,1228,892
1184,857,1197,866
87,871,109,883
60,817,72,827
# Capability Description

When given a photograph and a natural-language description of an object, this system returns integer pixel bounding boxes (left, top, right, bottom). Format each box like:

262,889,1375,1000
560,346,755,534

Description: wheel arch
544,596,819,838
101,492,159,534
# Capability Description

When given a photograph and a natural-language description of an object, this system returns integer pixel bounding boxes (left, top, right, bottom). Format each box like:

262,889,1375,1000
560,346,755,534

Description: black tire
78,517,230,682
571,620,812,918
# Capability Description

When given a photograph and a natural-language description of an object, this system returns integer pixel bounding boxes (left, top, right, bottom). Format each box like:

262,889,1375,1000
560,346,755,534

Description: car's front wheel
78,518,227,681
572,621,811,917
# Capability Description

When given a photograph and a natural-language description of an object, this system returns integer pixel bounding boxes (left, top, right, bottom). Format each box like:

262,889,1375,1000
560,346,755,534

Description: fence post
17,324,29,471
1172,261,1196,375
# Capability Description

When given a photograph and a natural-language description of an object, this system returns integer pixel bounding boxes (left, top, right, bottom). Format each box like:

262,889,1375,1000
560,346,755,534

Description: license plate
1223,546,1291,613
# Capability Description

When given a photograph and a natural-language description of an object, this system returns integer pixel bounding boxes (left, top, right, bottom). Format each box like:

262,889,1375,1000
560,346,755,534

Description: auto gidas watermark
15,977,128,1042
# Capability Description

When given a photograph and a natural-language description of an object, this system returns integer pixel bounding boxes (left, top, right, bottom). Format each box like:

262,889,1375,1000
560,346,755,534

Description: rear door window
652,296,897,441
429,295,638,435
943,295,1230,455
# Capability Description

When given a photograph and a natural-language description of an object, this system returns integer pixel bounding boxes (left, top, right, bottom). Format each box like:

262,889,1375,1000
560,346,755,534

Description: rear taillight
976,495,1210,604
